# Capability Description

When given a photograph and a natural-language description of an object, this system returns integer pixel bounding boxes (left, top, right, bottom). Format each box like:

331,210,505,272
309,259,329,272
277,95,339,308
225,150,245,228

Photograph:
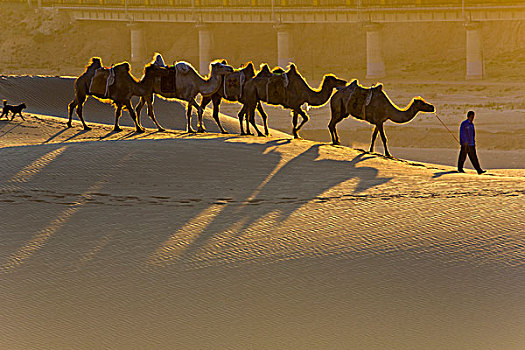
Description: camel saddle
160,66,177,93
265,73,288,105
89,67,115,98
223,71,245,100
344,85,374,122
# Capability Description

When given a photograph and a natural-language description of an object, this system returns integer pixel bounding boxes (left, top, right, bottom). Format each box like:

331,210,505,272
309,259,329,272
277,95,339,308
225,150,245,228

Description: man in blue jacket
458,110,486,174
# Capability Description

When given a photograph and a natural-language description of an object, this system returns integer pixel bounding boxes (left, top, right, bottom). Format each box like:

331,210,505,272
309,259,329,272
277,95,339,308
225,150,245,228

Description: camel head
411,97,435,113
323,74,347,89
86,57,102,71
209,60,234,76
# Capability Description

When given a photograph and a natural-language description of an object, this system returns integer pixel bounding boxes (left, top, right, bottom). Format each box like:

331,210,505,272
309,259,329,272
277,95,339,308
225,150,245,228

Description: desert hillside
1,3,525,80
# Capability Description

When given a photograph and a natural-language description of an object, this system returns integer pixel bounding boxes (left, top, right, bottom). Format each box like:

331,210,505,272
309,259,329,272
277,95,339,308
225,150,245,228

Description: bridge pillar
465,22,484,80
128,23,146,67
274,24,293,69
365,23,386,79
197,24,213,76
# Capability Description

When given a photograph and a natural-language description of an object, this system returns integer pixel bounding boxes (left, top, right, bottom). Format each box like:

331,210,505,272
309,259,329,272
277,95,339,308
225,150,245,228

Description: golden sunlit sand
0,105,523,349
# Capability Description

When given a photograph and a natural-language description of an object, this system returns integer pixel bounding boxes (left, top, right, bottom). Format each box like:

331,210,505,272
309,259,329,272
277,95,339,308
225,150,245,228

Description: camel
237,64,287,136
135,60,234,133
68,58,167,133
328,83,435,157
199,62,270,135
67,57,102,130
242,63,347,138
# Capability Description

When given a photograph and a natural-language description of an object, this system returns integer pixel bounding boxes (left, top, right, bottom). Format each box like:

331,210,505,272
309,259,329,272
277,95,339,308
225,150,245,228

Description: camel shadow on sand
175,142,392,263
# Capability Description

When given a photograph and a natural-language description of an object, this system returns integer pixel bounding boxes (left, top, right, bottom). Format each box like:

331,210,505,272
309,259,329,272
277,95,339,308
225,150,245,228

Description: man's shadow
177,143,392,262
432,170,459,179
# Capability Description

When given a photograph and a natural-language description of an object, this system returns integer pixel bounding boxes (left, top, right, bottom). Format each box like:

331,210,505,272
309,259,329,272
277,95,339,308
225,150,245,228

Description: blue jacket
460,119,475,146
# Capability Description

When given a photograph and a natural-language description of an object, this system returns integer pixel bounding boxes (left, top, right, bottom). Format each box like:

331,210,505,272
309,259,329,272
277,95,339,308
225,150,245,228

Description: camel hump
113,62,131,73
336,80,356,91
372,83,383,91
175,62,191,74
259,64,271,74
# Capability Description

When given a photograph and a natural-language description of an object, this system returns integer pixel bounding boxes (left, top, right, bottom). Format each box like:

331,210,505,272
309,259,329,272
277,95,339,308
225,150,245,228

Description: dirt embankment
1,3,525,80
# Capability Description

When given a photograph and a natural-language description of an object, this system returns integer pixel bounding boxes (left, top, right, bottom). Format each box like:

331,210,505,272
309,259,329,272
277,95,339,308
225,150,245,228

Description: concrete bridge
23,0,525,78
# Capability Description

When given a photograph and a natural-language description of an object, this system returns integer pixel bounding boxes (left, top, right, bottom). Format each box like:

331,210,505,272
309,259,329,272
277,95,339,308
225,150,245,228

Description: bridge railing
3,0,523,8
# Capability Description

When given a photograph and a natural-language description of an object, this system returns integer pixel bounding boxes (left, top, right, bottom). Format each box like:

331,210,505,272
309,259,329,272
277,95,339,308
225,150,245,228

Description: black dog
1,100,26,120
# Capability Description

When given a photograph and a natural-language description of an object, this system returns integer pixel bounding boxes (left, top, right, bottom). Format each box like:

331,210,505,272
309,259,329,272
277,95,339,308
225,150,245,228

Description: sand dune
0,75,260,134
0,76,524,350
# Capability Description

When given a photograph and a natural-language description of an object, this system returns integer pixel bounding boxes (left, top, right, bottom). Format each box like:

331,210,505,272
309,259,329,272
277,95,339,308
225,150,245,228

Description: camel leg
378,124,391,157
125,100,145,133
67,99,77,128
200,95,212,111
192,99,206,133
238,104,254,136
212,96,227,134
295,109,310,134
248,106,264,137
202,95,227,133
246,115,252,135
328,116,342,145
256,102,270,136
369,126,379,153
293,108,310,139
145,96,165,132
237,105,247,135
186,101,196,133
245,106,254,135
75,102,92,131
292,110,299,138
70,95,91,130
114,104,123,132
135,97,145,124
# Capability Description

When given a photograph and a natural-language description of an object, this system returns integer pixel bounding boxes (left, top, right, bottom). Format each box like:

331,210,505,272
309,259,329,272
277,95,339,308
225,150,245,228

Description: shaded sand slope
0,75,252,134
0,116,524,350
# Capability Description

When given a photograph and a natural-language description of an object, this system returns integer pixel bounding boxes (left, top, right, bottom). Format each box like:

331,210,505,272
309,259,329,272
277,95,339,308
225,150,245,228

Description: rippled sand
1,74,524,349
0,110,523,349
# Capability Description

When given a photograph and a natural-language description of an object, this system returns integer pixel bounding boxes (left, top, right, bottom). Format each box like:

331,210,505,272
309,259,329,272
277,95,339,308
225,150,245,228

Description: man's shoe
478,170,487,175
457,169,465,173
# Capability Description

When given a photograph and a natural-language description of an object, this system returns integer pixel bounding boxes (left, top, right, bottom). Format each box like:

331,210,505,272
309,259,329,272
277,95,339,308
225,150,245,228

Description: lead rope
223,75,228,99
433,112,460,145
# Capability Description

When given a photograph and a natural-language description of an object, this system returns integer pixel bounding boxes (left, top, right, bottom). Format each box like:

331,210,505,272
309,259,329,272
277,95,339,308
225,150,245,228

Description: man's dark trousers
458,144,482,173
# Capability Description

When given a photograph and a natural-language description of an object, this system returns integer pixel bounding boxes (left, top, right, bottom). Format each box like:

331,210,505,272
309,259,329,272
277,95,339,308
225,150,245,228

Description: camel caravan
68,54,435,157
